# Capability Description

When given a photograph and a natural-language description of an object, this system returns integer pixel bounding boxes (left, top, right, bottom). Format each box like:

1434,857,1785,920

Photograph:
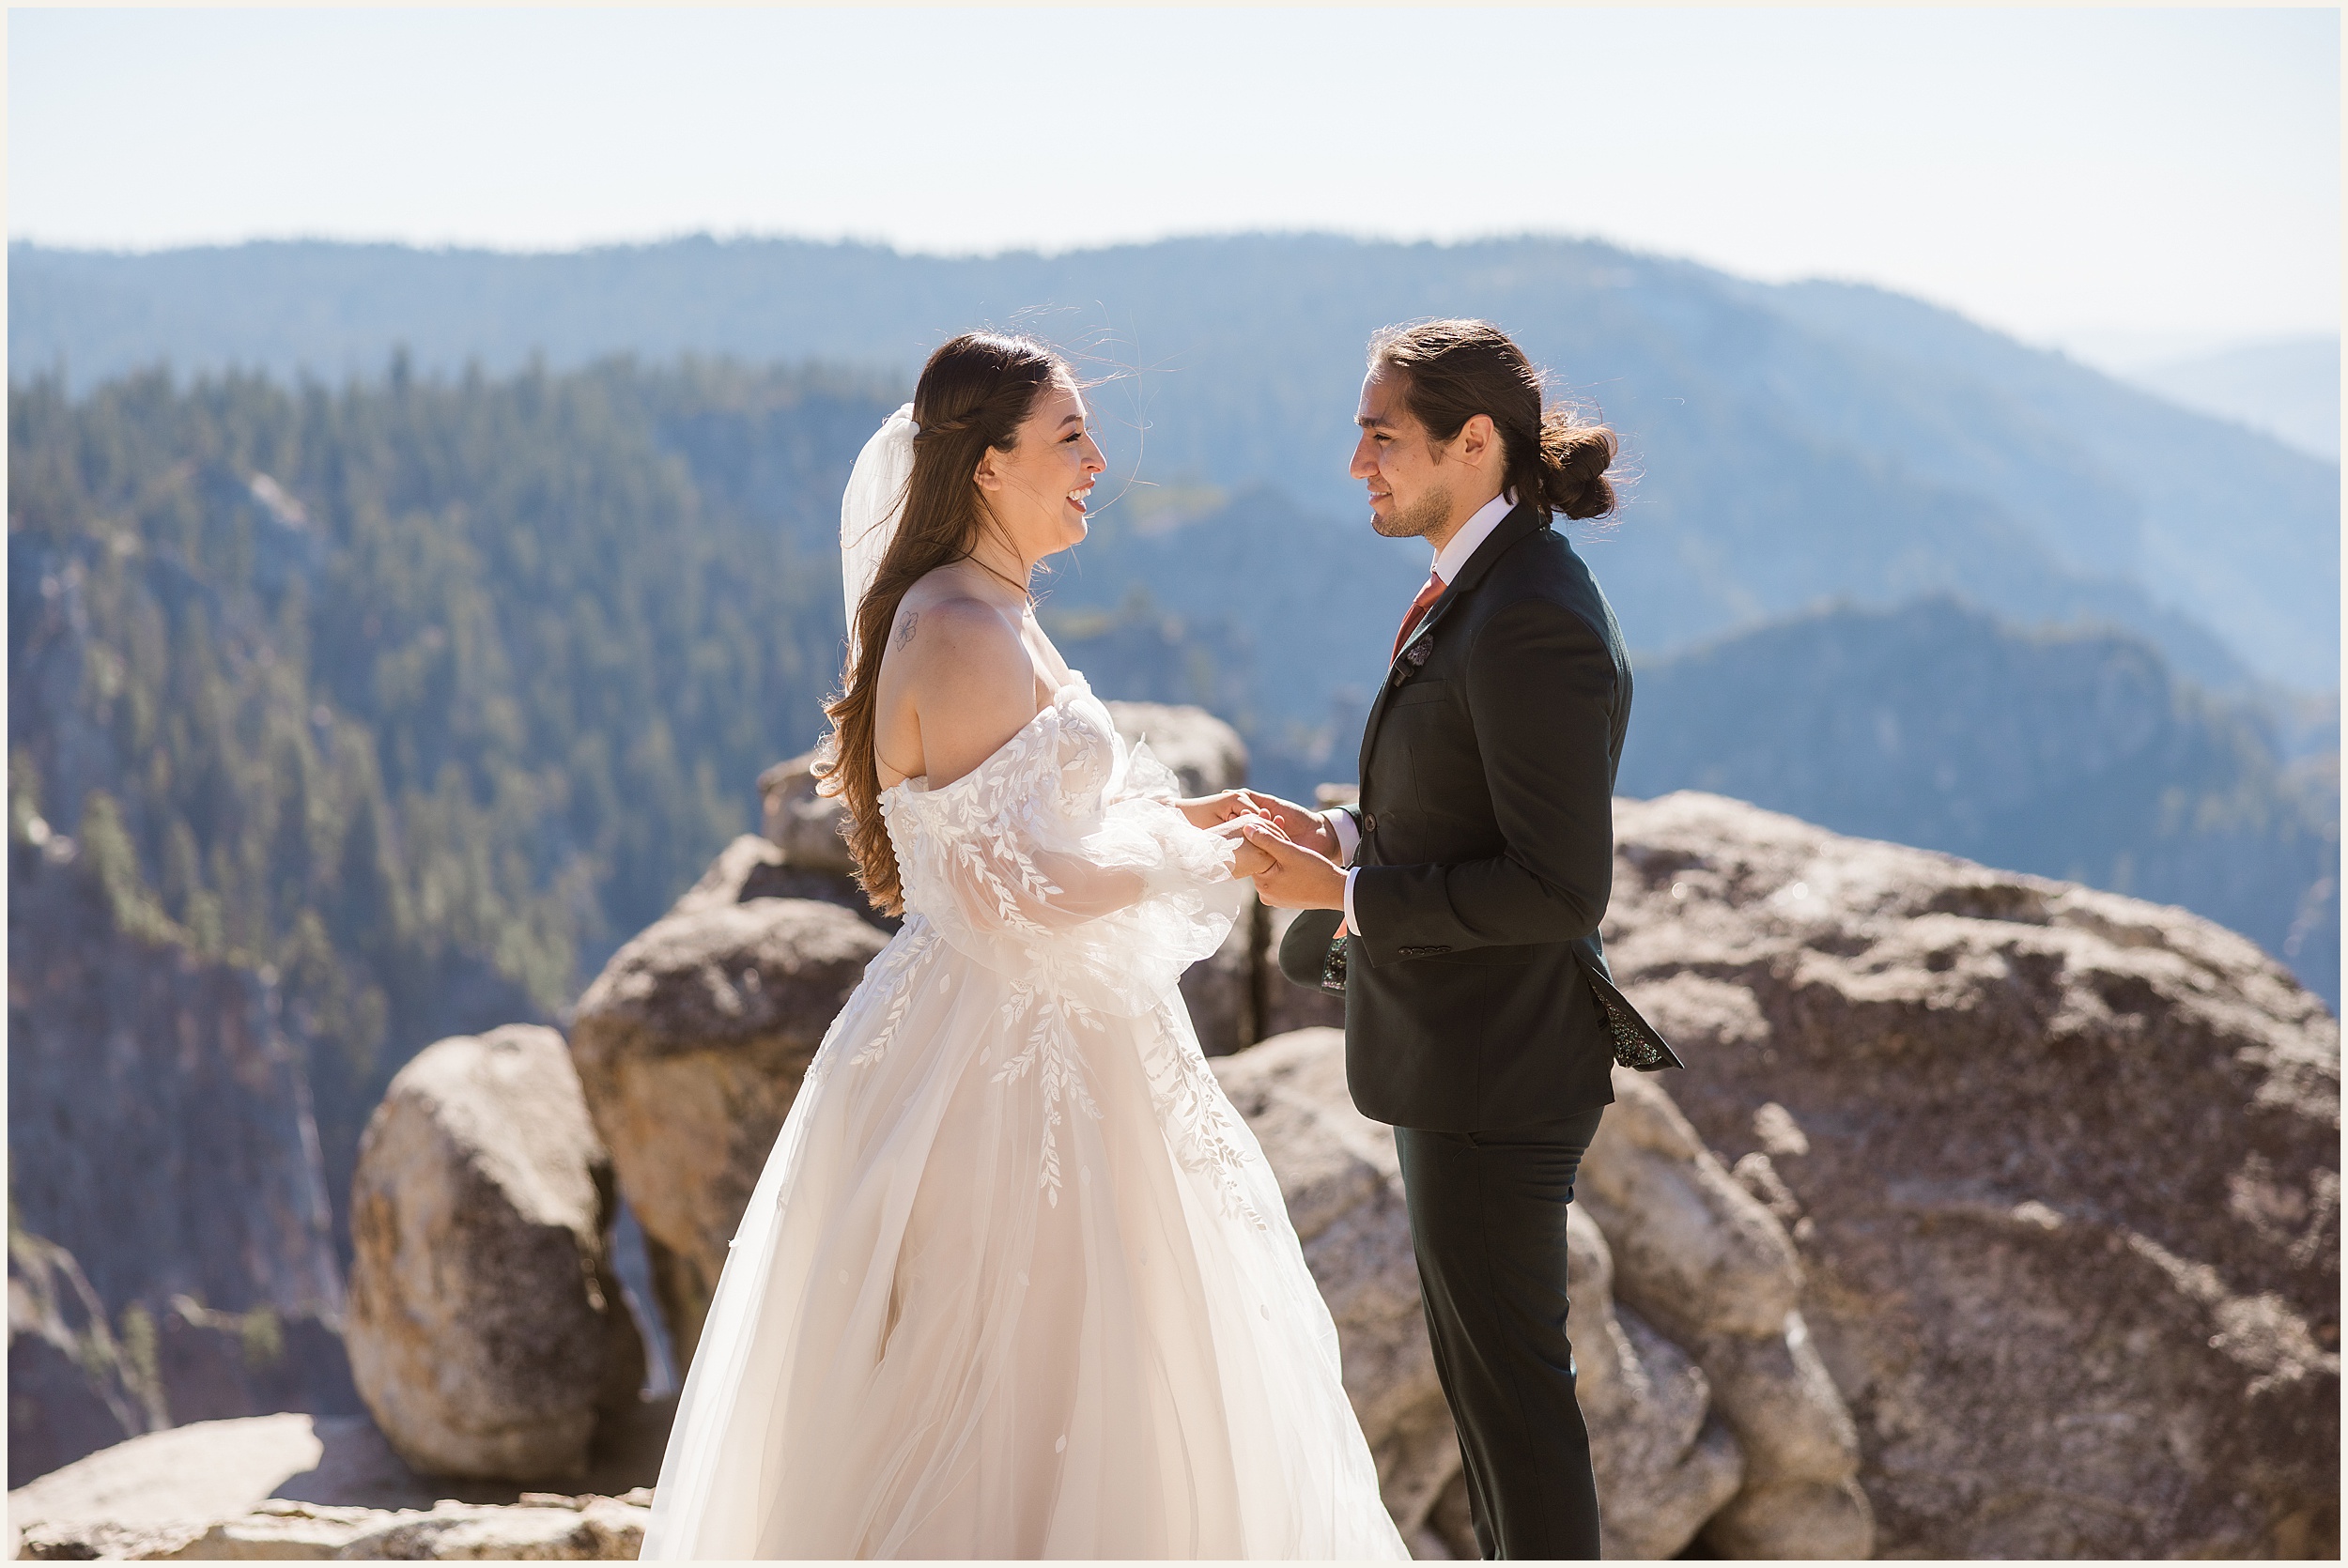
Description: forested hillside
8,360,896,1243
14,234,2338,692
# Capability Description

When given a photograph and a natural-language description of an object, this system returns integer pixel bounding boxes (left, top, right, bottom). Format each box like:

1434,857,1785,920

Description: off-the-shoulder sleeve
886,708,1241,1016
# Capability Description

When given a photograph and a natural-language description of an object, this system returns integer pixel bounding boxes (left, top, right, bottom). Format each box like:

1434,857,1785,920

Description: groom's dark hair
1368,319,1619,520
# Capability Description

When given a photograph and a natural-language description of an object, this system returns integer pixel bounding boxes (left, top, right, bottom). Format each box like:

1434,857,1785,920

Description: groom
1242,319,1677,1560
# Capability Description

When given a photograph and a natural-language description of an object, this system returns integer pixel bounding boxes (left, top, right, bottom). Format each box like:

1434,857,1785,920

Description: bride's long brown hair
815,331,1068,915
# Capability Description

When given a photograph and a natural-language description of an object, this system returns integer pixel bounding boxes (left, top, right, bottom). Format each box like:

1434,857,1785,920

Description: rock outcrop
19,1494,652,1560
1213,1028,1809,1560
1208,1028,1458,1548
1549,1207,1744,1560
1102,699,1248,798
1180,889,1266,1057
1579,1070,1873,1557
1259,904,1346,1039
9,1412,334,1549
1602,791,2341,1559
346,1026,643,1481
569,851,889,1368
7,1400,678,1549
9,1415,656,1562
37,770,2326,1557
753,755,869,896
8,1222,369,1492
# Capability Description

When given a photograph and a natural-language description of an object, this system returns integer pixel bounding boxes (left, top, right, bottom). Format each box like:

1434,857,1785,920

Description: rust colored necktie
1390,570,1445,665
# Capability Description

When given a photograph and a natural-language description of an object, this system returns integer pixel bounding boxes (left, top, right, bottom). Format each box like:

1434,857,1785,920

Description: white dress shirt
1325,490,1517,935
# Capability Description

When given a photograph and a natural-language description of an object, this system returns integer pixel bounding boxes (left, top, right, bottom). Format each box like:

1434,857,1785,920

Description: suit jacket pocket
1385,679,1454,709
1423,943,1542,967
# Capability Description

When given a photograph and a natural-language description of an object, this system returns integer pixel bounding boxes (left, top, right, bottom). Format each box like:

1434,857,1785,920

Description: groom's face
1352,368,1454,541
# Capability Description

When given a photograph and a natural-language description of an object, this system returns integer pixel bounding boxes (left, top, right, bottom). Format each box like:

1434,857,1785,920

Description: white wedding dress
639,677,1409,1560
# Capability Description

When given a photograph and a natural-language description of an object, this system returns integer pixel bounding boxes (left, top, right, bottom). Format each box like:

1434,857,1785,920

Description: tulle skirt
638,915,1410,1560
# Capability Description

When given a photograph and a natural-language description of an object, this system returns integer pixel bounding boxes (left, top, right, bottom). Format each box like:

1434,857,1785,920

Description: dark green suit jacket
1280,501,1678,1131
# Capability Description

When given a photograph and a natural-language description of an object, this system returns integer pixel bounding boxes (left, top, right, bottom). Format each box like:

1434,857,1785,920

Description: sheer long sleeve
882,698,1241,1016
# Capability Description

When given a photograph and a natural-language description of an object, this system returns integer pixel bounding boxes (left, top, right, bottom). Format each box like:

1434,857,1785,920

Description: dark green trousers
1393,1108,1606,1560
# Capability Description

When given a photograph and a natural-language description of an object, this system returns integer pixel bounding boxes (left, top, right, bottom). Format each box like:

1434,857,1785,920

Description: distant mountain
1618,597,2340,1005
11,234,2338,693
2123,335,2340,463
1751,284,2340,687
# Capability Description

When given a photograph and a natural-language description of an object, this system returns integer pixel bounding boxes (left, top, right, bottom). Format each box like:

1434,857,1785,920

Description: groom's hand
1243,823,1347,911
1209,814,1280,879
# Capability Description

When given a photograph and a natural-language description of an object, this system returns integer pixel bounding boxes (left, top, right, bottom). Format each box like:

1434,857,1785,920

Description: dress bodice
883,680,1122,853
877,678,1240,1017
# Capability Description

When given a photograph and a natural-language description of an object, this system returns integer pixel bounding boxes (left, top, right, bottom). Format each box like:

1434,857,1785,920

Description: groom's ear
1452,412,1499,472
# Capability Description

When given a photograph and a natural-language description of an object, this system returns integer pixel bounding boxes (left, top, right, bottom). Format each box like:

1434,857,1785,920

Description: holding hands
1206,813,1281,880
1177,790,1328,851
1182,789,1292,876
1178,791,1349,914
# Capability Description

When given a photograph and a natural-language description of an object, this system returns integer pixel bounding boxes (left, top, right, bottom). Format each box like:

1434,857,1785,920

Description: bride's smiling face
974,376,1105,562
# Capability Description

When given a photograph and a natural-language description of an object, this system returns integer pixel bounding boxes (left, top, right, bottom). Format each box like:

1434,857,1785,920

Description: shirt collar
1432,490,1516,585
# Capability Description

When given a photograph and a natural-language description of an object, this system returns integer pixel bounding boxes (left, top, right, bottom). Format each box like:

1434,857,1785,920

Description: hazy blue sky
10,8,2339,357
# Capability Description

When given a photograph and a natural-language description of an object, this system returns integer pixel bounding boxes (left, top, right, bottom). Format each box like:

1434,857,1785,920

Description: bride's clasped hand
1174,793,1290,882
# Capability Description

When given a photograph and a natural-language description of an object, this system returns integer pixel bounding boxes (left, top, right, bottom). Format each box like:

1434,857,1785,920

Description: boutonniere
1392,635,1434,686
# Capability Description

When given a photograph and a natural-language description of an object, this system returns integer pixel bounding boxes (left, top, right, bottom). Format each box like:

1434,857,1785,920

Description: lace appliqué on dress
992,981,1105,1207
850,925,942,1069
796,923,943,1106
939,783,1065,943
1144,1004,1268,1231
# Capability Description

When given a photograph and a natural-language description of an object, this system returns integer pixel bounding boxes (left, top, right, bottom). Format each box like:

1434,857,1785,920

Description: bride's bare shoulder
891,577,1019,673
888,577,1032,735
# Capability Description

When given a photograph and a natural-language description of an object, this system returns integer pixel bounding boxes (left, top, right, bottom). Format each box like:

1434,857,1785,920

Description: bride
638,332,1410,1560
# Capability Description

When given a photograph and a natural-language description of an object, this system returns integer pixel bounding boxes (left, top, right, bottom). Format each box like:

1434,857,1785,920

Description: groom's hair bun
1368,319,1621,522
1536,413,1619,521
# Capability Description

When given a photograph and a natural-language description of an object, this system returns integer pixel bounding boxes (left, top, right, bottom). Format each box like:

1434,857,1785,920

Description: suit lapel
1356,501,1548,778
